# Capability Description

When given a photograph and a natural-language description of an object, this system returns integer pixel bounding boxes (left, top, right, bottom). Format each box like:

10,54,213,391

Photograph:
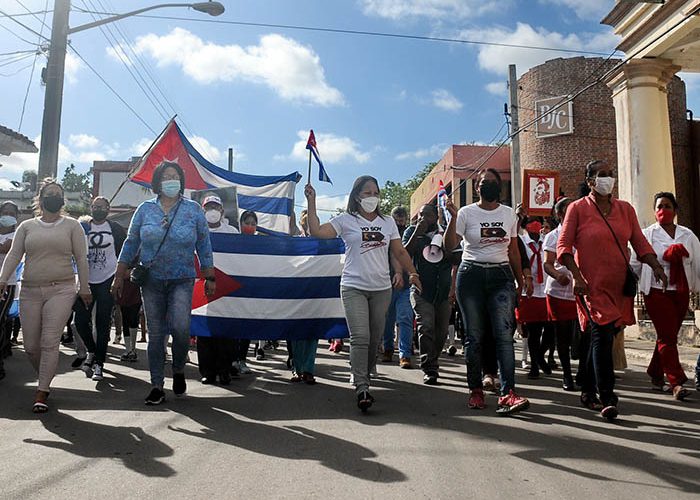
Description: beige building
603,0,700,228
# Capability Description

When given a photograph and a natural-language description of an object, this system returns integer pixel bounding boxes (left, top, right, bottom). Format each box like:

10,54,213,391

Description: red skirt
546,295,577,322
516,296,548,324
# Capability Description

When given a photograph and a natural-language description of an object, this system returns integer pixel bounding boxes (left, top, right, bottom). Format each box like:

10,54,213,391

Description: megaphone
422,233,444,263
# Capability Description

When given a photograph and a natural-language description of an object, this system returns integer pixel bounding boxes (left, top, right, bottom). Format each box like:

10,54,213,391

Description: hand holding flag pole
306,130,332,185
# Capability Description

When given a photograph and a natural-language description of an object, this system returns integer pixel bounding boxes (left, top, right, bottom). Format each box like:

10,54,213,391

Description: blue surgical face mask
0,215,16,228
161,179,181,198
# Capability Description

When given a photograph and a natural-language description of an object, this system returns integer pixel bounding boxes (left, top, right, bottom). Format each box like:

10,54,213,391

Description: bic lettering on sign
539,104,566,130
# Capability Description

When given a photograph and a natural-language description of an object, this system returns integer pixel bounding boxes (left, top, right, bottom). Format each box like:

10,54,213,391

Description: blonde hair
33,178,65,216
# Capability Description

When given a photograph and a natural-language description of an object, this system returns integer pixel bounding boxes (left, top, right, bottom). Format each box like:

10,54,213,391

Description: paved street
1,340,699,500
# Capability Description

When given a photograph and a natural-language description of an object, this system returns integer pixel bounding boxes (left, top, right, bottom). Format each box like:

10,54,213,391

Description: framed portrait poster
522,169,559,217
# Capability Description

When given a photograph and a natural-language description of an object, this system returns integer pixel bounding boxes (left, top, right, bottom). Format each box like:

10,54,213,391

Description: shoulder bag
591,201,638,297
130,200,181,286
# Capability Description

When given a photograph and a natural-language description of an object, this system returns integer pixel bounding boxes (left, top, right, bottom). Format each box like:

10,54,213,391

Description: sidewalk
624,333,699,372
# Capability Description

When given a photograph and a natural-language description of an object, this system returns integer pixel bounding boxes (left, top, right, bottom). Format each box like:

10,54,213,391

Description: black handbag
592,201,638,298
130,200,181,286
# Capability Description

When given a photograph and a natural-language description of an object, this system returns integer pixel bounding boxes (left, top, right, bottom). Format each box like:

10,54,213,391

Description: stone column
607,58,680,227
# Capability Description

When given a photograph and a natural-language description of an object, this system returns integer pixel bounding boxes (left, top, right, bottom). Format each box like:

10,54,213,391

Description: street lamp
36,0,225,183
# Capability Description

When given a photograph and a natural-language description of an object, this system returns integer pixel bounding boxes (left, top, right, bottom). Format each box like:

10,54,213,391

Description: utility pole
228,147,234,171
37,0,70,184
508,64,521,207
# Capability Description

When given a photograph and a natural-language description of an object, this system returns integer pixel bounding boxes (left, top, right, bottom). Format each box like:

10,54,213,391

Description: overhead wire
69,7,619,57
0,22,39,45
17,0,49,131
79,0,171,124
0,7,49,40
69,46,157,135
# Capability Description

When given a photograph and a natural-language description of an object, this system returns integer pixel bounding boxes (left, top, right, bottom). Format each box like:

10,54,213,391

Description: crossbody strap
591,200,630,267
147,198,182,266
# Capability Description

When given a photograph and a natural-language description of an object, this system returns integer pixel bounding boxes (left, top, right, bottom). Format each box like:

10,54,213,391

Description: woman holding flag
305,175,422,412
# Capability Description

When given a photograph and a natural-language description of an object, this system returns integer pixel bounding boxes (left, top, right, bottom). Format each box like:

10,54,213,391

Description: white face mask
359,196,379,213
205,209,222,224
593,177,615,196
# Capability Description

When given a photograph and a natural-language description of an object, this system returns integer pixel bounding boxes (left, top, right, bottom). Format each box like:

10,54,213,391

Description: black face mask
397,225,406,236
92,209,108,221
479,181,500,202
42,195,64,213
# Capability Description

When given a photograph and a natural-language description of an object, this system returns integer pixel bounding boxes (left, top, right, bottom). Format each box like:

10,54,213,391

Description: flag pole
307,149,312,185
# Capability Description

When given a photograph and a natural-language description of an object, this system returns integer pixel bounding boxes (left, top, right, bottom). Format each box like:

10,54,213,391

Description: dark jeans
197,337,236,377
233,339,251,362
456,262,517,395
73,277,115,366
579,320,618,407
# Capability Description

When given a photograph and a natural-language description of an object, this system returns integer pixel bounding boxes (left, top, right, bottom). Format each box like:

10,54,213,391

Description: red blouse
557,194,654,330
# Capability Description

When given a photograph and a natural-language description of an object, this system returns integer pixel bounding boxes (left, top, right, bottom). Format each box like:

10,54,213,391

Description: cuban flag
437,180,451,225
191,234,349,340
129,119,301,234
306,130,332,184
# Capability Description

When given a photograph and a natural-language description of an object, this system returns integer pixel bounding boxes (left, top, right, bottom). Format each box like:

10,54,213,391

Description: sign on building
535,96,574,138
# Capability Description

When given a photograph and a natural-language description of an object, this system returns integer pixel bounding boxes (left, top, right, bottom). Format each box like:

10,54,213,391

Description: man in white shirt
197,194,237,385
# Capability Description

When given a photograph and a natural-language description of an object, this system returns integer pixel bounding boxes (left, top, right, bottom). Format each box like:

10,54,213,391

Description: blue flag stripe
226,276,340,300
210,233,345,255
237,194,292,216
191,316,348,340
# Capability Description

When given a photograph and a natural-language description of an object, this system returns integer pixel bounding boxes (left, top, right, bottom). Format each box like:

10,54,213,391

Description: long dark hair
151,161,185,195
346,175,384,218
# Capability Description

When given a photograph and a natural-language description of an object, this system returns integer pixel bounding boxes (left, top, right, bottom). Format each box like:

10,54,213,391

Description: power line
69,46,158,135
0,22,39,45
0,51,35,68
0,7,49,41
17,0,49,132
79,0,171,124
0,60,34,77
0,49,36,56
0,9,51,18
70,8,619,57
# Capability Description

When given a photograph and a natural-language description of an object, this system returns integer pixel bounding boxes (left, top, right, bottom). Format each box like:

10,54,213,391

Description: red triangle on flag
192,259,242,310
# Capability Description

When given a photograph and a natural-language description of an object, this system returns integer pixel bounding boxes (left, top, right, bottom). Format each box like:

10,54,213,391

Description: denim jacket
118,197,213,280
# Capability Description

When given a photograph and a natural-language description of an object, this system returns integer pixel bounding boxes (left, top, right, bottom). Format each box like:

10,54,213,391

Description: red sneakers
496,390,530,416
468,389,486,409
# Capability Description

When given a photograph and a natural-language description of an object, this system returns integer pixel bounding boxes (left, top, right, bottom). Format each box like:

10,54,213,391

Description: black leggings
121,304,141,330
524,321,555,374
553,319,574,379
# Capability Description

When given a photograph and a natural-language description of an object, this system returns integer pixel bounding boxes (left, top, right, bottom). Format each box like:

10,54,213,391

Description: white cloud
188,135,222,162
105,43,133,66
64,52,83,84
134,28,344,107
395,143,448,161
485,81,507,96
69,134,100,149
431,89,463,112
316,194,349,212
359,0,500,20
281,130,370,164
461,23,619,77
539,0,614,21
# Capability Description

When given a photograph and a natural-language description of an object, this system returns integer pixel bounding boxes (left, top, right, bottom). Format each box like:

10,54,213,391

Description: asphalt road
0,341,698,500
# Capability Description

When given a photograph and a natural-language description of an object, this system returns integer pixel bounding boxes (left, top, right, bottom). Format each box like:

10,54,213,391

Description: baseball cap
202,194,223,207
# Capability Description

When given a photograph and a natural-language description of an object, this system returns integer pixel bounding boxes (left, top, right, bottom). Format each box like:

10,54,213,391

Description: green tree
61,163,93,214
380,161,436,214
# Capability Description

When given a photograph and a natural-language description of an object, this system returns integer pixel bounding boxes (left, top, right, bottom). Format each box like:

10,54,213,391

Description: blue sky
1,0,696,213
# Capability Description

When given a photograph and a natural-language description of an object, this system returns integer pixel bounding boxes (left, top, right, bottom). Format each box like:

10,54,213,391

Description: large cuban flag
129,119,301,234
191,233,349,340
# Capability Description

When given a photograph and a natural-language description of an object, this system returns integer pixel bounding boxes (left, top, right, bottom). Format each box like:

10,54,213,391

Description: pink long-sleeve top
557,194,654,330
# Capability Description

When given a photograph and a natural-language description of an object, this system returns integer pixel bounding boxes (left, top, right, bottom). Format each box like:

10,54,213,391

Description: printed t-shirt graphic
455,203,518,264
87,221,117,283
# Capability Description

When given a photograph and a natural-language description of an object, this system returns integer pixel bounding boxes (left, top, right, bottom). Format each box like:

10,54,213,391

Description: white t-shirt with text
456,203,518,264
329,212,399,291
86,221,117,284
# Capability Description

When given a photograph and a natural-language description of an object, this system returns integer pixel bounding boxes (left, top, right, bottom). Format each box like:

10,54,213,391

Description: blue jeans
455,262,517,395
383,288,414,359
141,278,195,389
